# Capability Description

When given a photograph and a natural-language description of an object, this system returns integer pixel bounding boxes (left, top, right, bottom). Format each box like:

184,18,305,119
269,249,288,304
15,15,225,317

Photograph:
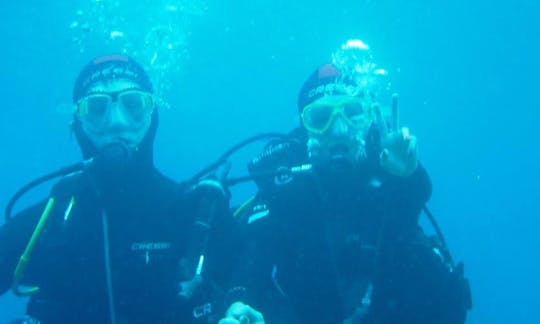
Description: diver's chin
328,144,357,172
309,143,356,173
328,143,355,162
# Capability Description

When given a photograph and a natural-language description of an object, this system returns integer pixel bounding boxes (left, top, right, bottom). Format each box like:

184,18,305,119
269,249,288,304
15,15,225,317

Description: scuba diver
220,40,472,323
0,54,239,323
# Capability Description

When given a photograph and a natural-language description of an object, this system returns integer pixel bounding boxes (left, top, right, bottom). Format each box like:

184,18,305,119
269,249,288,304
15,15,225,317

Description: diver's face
75,79,154,150
301,95,374,164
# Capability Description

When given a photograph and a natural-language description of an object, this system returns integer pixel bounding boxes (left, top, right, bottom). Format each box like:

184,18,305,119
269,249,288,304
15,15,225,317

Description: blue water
1,1,538,322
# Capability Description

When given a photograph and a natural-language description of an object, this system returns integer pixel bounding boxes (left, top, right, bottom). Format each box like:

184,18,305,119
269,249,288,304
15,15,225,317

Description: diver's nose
328,115,349,137
106,103,130,130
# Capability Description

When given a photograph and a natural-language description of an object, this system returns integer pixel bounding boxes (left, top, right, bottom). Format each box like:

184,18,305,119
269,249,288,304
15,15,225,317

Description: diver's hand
219,301,265,324
374,94,418,177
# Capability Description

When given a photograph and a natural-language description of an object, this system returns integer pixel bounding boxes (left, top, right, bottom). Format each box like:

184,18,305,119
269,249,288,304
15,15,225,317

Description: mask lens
77,94,111,127
342,101,363,118
118,90,153,124
344,100,374,130
342,101,365,126
302,103,334,132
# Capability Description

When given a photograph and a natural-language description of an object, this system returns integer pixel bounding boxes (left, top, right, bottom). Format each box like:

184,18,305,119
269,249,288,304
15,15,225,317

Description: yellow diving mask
76,88,154,131
300,96,374,134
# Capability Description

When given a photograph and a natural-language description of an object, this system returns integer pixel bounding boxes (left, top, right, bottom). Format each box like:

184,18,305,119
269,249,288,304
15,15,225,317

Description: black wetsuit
0,163,238,323
1,106,239,324
234,135,472,323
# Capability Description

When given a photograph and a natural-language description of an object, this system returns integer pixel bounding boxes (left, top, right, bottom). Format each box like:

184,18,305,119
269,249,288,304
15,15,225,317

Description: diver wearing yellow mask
221,40,471,324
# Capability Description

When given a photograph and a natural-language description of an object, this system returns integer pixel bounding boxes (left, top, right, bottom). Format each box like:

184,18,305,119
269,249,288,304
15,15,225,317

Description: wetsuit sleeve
224,199,306,323
179,180,248,319
0,202,46,295
380,163,432,231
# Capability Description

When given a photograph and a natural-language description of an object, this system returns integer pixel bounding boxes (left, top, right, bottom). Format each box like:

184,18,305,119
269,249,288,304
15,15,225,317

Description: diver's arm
371,97,432,220
386,161,432,204
378,162,432,231
0,202,45,294
220,196,292,324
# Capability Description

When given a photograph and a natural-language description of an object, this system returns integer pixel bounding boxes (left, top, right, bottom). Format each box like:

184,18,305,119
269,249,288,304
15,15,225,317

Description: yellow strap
12,197,56,296
233,195,256,218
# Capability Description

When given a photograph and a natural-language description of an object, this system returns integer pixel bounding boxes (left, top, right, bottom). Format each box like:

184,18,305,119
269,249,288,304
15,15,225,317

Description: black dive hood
71,109,159,172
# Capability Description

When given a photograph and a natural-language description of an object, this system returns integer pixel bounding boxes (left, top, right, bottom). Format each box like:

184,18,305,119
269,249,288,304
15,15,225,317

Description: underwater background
0,0,538,323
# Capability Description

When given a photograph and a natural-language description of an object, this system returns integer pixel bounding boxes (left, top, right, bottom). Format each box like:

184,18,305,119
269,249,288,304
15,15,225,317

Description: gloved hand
218,301,265,324
374,94,418,178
